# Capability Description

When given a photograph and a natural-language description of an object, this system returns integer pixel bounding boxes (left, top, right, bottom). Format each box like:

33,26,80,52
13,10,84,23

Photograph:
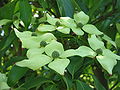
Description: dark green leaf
67,56,83,78
7,65,28,87
56,0,74,17
0,1,17,20
19,0,32,28
75,80,93,90
92,75,106,90
21,76,54,89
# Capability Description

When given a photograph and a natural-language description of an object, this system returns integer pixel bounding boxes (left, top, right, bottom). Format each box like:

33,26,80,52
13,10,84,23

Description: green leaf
62,75,73,90
44,84,59,90
82,24,103,35
7,65,28,87
0,19,12,26
74,11,89,25
56,26,70,34
75,80,92,90
88,35,105,50
56,0,74,17
0,73,10,90
0,1,17,19
71,27,84,35
46,13,60,25
76,46,97,57
96,55,117,74
92,75,106,90
21,76,54,89
38,25,56,32
1,31,16,51
19,0,32,28
113,61,120,75
45,41,64,57
48,58,70,75
116,23,120,34
16,54,52,70
67,56,83,78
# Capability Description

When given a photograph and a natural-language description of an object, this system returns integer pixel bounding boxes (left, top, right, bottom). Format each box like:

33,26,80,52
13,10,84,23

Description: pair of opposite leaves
15,11,120,75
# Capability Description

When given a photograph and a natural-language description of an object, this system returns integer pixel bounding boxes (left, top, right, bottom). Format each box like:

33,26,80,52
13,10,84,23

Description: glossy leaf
56,0,74,17
7,65,28,87
19,0,32,28
75,80,92,90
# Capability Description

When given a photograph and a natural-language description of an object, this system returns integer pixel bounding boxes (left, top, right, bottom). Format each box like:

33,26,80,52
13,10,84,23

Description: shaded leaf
19,0,32,28
7,65,28,87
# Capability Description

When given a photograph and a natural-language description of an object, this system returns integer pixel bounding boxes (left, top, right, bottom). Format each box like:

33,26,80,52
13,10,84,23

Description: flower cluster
15,11,120,75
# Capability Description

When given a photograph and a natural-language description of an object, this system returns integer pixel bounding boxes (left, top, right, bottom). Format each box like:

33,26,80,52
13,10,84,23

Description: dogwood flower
37,11,104,36
76,34,120,74
16,40,77,75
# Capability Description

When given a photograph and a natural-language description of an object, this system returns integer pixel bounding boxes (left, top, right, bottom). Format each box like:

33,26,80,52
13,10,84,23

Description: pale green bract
88,34,105,51
44,40,77,75
14,29,56,49
48,59,70,75
76,46,97,58
38,13,85,35
0,73,10,90
82,24,103,35
14,11,120,76
74,11,89,25
87,35,120,74
16,54,52,70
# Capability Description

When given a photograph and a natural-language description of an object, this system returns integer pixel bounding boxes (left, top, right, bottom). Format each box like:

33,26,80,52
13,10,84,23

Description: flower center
52,51,60,58
40,41,47,47
96,48,103,55
55,21,61,27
